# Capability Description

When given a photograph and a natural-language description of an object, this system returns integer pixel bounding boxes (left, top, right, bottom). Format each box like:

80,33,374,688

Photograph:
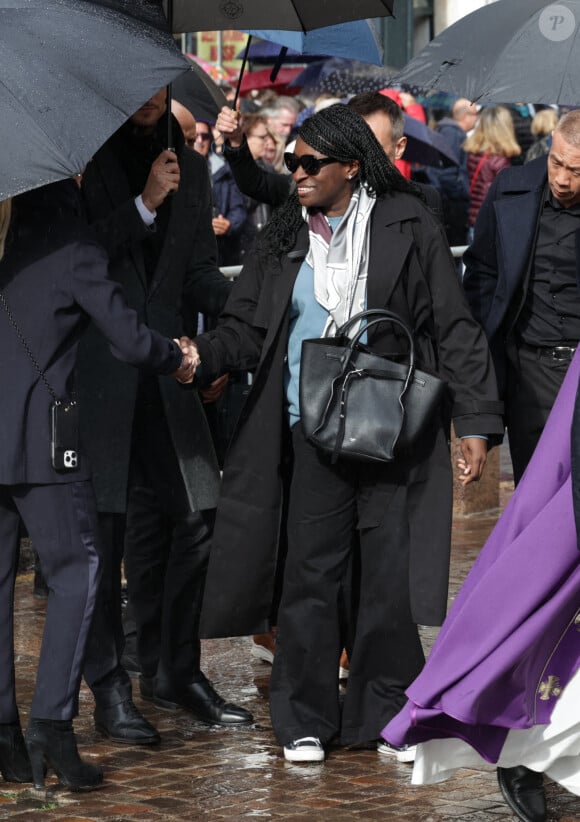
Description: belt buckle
552,346,576,361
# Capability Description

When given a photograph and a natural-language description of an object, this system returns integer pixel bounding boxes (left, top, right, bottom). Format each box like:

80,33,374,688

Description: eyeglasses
284,152,340,176
195,132,212,142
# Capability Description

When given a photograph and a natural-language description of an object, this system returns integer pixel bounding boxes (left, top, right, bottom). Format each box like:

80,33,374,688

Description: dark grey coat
79,142,232,513
196,192,503,634
0,180,183,486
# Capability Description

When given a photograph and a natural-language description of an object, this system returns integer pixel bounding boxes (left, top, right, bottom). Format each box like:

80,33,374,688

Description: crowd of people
0,64,578,822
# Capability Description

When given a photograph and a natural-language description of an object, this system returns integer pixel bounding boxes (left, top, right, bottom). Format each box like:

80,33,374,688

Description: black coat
79,137,232,513
196,191,503,634
462,157,574,393
0,180,182,486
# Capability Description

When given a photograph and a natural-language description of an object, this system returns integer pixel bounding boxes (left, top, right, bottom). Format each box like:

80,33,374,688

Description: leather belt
519,341,577,362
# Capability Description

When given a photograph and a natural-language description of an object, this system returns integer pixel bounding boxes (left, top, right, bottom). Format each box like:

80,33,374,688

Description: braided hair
258,103,419,260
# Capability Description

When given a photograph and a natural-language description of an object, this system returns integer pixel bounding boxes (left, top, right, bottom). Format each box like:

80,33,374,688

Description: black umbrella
390,0,580,106
402,114,459,168
164,0,394,34
290,58,395,96
171,57,229,124
0,0,189,200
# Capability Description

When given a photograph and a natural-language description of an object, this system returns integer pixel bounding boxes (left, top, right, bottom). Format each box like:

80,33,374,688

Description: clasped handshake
171,336,201,384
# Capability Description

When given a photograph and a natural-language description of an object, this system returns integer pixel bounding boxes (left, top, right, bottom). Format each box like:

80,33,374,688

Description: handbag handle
335,308,415,377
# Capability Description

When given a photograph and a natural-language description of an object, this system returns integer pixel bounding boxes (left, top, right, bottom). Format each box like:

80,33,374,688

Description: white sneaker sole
377,743,417,763
250,643,274,664
284,748,325,763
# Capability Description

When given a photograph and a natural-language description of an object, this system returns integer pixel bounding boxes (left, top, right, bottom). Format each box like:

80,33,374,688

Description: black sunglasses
284,152,340,176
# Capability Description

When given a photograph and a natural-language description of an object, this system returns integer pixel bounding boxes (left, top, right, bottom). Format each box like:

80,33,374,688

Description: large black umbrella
0,0,189,200
389,0,580,105
164,0,394,34
171,57,228,124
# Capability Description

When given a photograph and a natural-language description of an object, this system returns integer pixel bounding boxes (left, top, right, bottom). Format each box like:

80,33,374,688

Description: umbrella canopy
402,114,458,168
165,0,393,35
389,0,580,106
242,20,383,66
239,67,303,96
236,40,325,64
290,58,395,96
0,0,189,200
187,54,233,83
171,57,229,124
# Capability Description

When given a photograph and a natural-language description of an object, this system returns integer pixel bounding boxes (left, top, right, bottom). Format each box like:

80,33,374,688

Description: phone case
51,401,80,471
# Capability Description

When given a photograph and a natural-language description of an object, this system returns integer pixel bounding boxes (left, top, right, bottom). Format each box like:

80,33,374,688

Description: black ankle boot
0,722,33,782
25,719,103,791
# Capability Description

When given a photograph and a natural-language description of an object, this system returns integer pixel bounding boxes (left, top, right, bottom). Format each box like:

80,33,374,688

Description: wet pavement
3,447,580,821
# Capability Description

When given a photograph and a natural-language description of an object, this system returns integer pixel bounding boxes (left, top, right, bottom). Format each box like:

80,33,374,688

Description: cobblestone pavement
2,451,579,820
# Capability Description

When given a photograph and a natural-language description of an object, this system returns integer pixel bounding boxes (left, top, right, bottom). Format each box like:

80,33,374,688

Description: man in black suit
464,108,580,485
78,86,252,744
463,108,580,822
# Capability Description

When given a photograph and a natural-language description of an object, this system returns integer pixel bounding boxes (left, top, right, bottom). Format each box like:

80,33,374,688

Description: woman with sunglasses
193,104,503,763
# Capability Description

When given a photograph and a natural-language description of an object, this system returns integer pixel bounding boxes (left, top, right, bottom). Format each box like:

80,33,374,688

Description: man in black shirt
464,108,580,486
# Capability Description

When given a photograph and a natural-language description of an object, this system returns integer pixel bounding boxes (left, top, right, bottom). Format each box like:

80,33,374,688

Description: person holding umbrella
0,181,195,790
78,86,253,743
191,104,502,762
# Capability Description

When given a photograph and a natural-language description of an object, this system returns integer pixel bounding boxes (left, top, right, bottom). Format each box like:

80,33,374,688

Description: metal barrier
220,246,468,280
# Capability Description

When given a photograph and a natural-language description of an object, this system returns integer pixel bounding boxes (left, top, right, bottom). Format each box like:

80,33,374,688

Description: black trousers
269,425,425,748
82,512,131,705
123,387,213,688
506,343,572,484
0,481,100,721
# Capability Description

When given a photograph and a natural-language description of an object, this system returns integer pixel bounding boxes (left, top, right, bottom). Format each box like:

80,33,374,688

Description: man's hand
212,214,231,236
142,149,180,212
456,437,488,486
216,105,243,148
171,337,200,384
200,373,229,404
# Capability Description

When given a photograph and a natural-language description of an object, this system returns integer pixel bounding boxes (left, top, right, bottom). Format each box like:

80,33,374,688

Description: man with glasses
192,118,247,267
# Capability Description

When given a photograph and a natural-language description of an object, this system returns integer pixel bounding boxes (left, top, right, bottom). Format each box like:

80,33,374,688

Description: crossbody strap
469,153,489,197
0,290,60,403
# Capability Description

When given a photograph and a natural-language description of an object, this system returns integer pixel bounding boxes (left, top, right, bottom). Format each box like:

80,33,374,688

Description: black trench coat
197,192,503,635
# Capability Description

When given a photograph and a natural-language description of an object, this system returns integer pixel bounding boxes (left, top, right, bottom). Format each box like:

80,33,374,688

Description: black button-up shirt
518,188,580,345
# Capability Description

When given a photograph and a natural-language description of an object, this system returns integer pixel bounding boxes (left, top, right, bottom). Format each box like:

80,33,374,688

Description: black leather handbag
299,309,446,464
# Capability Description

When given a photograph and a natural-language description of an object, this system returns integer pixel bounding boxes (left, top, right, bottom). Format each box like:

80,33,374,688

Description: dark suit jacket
462,156,580,392
79,139,232,513
0,180,182,486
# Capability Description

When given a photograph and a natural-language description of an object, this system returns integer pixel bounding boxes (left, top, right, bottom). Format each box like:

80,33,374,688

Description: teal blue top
285,215,342,427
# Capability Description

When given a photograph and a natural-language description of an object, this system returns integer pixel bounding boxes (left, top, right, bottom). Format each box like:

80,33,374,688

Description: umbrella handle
166,0,174,149
270,47,288,82
232,34,252,111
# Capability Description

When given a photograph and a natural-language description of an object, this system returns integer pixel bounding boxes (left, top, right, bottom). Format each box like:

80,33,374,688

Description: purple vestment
383,350,580,763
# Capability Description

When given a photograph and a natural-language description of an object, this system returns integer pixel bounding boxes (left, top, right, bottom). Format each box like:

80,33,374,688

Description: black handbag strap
0,290,60,403
334,309,415,380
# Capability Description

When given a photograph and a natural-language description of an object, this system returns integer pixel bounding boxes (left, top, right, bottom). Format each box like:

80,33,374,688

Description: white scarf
304,185,375,337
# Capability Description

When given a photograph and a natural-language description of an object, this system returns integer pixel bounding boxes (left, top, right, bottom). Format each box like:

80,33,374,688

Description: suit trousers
0,481,100,721
123,391,214,687
269,425,425,748
506,343,572,484
82,511,131,705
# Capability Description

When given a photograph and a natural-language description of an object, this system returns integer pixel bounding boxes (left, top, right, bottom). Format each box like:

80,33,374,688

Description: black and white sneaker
283,737,325,762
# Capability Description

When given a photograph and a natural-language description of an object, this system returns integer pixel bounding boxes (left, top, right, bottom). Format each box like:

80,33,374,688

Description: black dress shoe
497,766,547,822
0,722,33,782
94,698,160,745
140,674,253,726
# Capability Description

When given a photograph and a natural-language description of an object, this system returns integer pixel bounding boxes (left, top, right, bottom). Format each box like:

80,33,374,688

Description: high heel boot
0,722,33,782
25,719,103,791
